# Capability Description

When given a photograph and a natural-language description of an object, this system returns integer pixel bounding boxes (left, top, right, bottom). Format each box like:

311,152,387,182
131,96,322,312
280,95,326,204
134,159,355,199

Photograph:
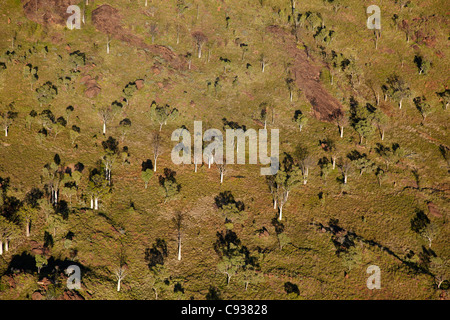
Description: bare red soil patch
267,25,343,122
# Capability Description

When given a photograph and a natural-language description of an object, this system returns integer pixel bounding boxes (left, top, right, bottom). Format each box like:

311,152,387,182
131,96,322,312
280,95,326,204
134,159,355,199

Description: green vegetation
0,0,448,301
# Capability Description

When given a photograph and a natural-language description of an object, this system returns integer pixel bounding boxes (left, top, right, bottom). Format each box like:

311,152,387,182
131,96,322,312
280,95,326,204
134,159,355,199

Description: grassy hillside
0,0,449,300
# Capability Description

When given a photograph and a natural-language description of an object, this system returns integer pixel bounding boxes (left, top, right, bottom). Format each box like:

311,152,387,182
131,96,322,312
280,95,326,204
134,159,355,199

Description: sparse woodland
0,0,449,300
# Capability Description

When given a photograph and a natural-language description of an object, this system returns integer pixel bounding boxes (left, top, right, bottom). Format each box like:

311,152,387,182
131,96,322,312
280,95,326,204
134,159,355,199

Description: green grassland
0,0,449,300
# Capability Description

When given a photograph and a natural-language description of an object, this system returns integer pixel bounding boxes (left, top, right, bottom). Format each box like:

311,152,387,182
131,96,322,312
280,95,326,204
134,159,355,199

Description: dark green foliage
411,210,430,234
35,82,57,106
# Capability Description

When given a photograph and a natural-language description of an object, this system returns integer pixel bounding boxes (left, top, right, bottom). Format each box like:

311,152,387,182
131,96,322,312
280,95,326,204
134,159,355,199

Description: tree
18,204,39,237
25,110,37,130
70,125,80,146
286,77,295,102
218,253,245,285
352,153,375,175
159,169,180,203
372,108,389,140
414,55,431,75
119,118,132,142
42,154,64,206
349,98,374,144
217,162,227,184
35,254,48,273
375,167,386,187
429,257,449,289
271,156,301,220
152,132,163,172
61,173,77,205
102,137,119,185
420,222,439,248
192,31,208,58
299,156,315,185
173,211,184,261
149,264,170,300
332,109,348,138
413,96,433,122
258,102,268,129
141,168,153,189
292,110,308,132
46,212,65,238
113,248,127,292
354,119,373,145
215,191,246,229
338,158,352,184
86,173,110,210
319,157,333,182
35,82,57,107
0,216,18,255
148,23,159,44
260,54,268,72
0,110,18,137
385,75,411,109
123,82,137,106
239,266,263,291
436,89,449,110
98,103,121,135
150,101,179,131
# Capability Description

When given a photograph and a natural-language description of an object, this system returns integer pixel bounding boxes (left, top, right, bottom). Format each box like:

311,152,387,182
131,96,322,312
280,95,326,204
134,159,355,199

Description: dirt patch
22,2,185,69
23,0,78,25
266,25,343,122
91,4,185,69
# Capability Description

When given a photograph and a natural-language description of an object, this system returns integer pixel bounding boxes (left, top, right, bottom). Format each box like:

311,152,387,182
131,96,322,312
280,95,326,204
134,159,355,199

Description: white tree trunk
220,171,224,184
399,99,403,109
26,221,30,237
278,205,283,221
340,126,344,138
117,278,121,292
273,199,277,210
0,241,3,255
94,197,98,210
344,175,348,184
4,127,8,137
103,122,106,134
5,240,8,252
332,157,336,170
90,196,94,209
153,159,157,172
177,238,182,261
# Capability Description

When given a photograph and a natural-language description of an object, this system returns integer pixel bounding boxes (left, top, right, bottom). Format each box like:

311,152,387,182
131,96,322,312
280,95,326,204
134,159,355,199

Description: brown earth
91,4,186,69
23,0,78,25
22,1,185,69
266,25,343,122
